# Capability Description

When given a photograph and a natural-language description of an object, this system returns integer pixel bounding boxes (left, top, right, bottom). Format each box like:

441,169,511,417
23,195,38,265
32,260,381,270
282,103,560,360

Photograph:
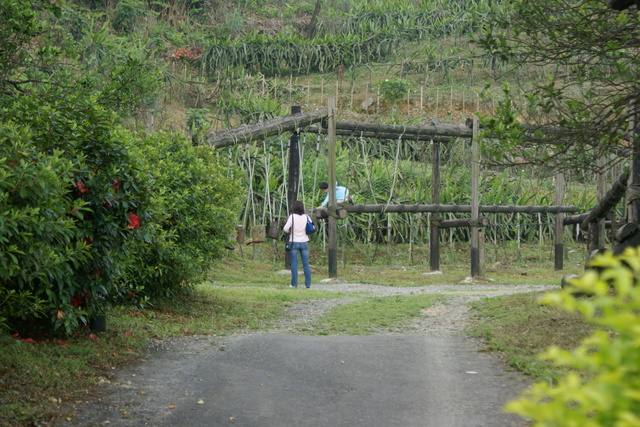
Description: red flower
127,212,140,230
70,294,84,307
74,181,88,194
22,338,38,344
112,180,121,190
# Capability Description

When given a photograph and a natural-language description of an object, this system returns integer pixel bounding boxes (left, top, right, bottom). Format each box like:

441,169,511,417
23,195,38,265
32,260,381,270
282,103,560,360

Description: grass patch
467,292,596,382
227,241,587,288
309,294,445,335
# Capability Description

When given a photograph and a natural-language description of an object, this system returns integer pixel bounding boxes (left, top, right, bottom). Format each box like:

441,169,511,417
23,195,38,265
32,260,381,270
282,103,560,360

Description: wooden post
596,155,607,252
285,106,302,269
478,231,486,277
409,215,414,265
554,172,565,270
430,140,441,271
628,101,640,236
586,157,609,258
327,97,338,278
470,115,480,277
287,106,302,209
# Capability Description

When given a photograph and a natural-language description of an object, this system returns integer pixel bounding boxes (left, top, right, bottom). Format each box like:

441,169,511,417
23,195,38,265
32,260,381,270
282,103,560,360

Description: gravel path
62,280,555,426
261,278,558,337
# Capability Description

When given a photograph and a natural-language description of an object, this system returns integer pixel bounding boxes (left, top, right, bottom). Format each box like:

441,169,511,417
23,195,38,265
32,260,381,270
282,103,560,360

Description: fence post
327,97,338,278
430,140,441,271
470,115,480,277
554,172,565,270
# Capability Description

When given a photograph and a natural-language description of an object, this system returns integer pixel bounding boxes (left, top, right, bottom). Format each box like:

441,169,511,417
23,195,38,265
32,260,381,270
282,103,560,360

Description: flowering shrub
505,248,640,425
0,93,150,335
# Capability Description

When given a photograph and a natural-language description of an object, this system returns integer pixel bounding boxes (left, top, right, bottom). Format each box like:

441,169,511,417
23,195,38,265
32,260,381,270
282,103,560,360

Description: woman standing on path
283,201,312,288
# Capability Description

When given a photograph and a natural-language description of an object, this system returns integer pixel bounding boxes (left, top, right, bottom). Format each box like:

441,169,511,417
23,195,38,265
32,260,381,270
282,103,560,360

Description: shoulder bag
305,215,316,235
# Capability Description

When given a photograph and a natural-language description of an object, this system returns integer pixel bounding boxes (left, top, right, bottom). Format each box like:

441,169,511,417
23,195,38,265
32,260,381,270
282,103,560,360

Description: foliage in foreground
505,248,640,426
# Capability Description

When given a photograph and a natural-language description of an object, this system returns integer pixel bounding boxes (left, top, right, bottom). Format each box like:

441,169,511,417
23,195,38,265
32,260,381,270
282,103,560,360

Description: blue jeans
290,241,311,288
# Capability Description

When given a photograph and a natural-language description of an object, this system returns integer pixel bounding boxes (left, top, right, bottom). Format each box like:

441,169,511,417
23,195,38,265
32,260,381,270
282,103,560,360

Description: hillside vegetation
69,0,602,248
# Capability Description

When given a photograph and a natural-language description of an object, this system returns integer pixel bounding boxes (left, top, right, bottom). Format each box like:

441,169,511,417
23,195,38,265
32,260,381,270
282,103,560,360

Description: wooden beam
342,204,578,214
433,217,490,228
313,207,348,219
303,125,452,142
328,121,473,138
580,171,629,230
207,108,329,148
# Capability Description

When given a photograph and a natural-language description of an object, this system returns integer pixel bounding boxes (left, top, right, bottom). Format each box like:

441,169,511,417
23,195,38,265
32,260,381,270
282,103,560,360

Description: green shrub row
202,32,398,76
0,94,243,336
0,0,244,336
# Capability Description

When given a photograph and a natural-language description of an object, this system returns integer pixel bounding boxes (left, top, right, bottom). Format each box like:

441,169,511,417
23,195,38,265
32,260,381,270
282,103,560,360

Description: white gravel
263,280,558,337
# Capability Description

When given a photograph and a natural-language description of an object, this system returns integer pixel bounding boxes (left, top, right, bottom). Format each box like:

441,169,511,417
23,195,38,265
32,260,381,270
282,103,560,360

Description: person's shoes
289,285,297,288
305,286,311,289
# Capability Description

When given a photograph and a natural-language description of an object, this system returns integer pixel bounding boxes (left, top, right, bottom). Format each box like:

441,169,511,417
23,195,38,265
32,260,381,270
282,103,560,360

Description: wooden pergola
207,102,589,278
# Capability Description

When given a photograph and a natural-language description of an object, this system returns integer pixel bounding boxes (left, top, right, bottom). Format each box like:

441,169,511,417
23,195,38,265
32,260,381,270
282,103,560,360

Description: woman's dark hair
319,182,329,190
291,200,305,215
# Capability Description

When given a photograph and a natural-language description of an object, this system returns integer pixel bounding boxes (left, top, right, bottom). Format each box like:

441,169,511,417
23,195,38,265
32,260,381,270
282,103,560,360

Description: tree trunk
305,0,322,39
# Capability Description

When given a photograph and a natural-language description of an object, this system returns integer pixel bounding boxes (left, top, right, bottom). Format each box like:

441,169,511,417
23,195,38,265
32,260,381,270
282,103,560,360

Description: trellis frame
207,105,586,278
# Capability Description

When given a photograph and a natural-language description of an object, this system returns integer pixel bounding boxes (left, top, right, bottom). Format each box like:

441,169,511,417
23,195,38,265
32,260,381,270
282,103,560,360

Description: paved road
61,333,532,427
